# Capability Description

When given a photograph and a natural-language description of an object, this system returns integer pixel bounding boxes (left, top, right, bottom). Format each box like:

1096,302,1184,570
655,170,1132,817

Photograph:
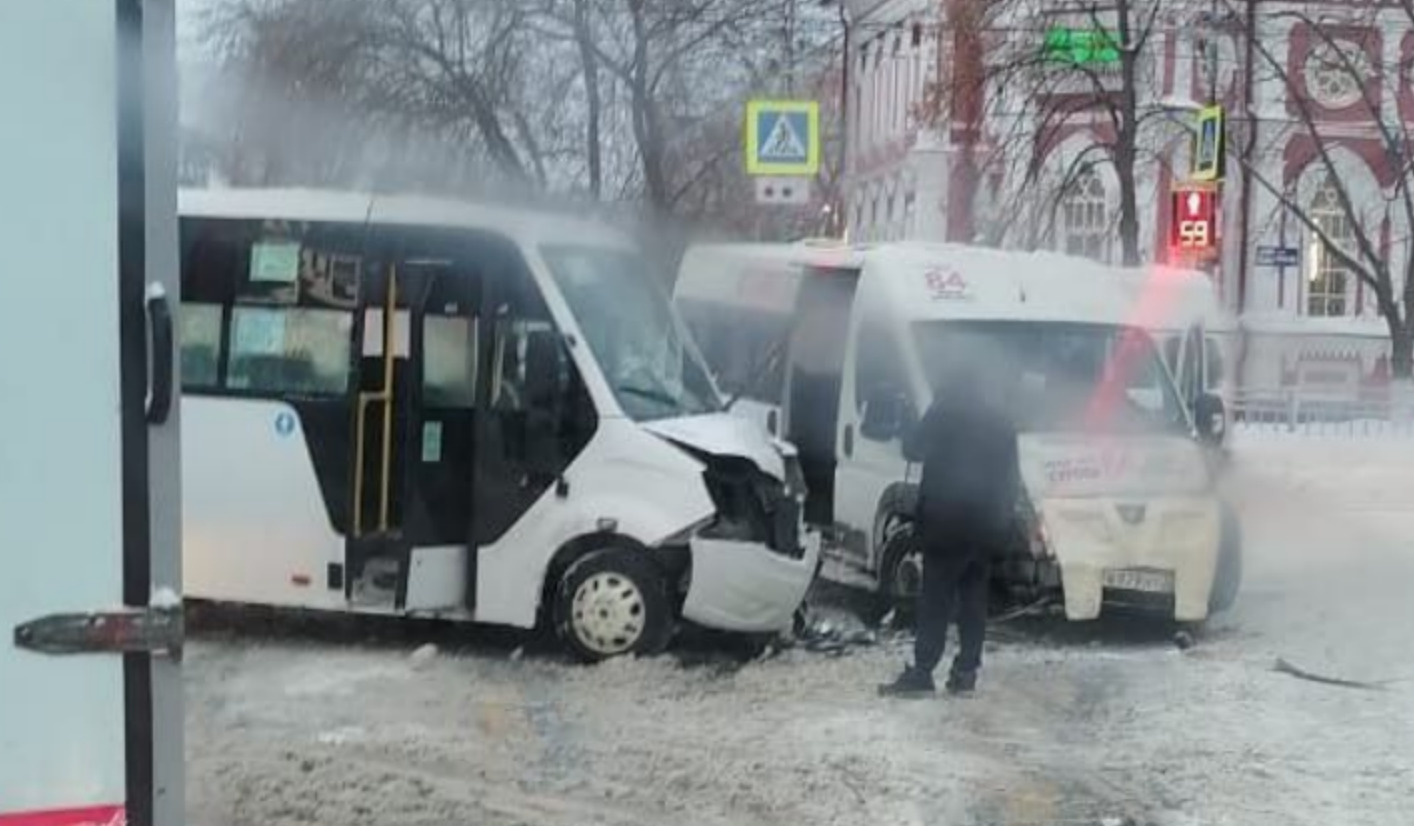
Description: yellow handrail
352,267,398,537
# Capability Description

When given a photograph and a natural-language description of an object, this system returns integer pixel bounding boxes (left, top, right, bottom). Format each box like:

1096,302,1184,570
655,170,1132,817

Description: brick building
841,0,1412,392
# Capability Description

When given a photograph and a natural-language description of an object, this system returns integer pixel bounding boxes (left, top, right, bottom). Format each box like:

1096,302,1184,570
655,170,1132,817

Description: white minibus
677,241,1241,624
178,189,817,660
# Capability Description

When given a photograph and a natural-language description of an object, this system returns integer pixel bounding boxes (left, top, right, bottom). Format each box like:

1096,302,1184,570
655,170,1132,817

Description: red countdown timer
1170,186,1219,258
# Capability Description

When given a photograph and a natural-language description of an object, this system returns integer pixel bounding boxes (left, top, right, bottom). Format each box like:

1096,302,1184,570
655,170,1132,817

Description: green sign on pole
1042,27,1121,66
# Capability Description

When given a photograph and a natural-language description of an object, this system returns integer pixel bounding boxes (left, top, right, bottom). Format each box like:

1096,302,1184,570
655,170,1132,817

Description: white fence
1231,388,1414,437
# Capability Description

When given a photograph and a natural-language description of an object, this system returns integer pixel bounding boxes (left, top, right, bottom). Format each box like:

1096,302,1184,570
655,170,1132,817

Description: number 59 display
1170,187,1218,257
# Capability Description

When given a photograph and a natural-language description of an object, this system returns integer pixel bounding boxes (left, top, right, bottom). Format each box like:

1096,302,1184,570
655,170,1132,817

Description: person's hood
1017,432,1210,500
642,413,786,480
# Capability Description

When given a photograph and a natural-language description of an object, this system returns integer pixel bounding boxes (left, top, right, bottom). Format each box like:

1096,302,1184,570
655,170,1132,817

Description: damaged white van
676,241,1240,624
178,189,817,660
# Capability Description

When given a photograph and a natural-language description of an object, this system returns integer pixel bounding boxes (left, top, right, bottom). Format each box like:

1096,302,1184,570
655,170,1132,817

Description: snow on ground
187,433,1414,826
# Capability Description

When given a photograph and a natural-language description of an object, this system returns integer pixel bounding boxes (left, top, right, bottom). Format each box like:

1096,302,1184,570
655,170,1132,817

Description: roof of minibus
178,187,636,250
854,241,1131,322
674,239,1233,331
860,243,1215,329
674,240,862,310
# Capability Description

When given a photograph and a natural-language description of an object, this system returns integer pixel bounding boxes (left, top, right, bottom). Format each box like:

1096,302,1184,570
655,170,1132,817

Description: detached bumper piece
14,605,184,658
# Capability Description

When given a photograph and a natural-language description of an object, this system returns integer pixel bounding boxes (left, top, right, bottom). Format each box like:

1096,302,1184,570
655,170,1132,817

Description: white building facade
843,0,1411,394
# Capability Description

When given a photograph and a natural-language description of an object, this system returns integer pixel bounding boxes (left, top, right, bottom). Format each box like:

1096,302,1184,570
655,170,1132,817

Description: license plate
1102,568,1173,593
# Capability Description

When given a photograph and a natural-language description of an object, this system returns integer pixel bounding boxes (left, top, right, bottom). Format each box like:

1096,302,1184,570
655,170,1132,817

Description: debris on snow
409,643,439,669
1273,658,1387,691
1173,629,1196,650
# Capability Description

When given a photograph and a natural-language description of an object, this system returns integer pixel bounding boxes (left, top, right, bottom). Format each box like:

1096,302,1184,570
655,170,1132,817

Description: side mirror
1194,392,1227,444
860,389,909,442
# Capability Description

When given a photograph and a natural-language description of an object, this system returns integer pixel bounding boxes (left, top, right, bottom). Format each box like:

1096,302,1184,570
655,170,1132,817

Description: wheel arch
536,531,690,627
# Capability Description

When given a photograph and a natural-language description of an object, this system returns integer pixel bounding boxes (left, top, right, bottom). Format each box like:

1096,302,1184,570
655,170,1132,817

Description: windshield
540,244,722,422
913,320,1191,435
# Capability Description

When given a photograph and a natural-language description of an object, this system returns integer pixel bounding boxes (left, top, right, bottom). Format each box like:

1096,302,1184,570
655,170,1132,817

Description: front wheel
554,549,674,662
863,522,924,628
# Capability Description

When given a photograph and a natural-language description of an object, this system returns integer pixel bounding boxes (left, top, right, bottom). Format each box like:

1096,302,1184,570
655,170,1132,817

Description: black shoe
878,665,935,698
945,668,978,695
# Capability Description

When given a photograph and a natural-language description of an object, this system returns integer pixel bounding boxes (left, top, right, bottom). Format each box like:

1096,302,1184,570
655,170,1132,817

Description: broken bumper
1040,498,1222,622
681,531,821,633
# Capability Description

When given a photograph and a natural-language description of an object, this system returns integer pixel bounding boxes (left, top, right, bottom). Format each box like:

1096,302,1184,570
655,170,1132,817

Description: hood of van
1017,433,1210,500
642,413,786,480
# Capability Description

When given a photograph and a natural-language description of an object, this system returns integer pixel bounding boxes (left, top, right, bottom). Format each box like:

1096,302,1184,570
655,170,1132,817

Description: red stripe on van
0,805,125,826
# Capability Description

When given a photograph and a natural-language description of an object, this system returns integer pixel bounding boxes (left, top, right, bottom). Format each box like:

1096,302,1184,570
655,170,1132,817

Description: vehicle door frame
832,275,916,570
345,225,497,615
1,1,182,822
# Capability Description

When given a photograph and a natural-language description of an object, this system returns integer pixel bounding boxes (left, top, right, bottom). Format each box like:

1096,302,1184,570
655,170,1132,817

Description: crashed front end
642,416,818,634
1017,433,1222,622
682,449,819,631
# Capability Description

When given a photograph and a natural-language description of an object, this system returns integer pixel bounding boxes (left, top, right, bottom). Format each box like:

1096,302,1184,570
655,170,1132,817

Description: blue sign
1256,245,1300,268
745,100,820,176
274,411,296,437
1192,105,1225,182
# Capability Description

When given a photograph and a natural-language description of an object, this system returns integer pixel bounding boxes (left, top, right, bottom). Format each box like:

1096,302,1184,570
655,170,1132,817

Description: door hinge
13,605,183,658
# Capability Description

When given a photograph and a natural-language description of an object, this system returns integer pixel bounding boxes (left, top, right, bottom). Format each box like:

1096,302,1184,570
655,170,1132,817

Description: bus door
347,244,483,613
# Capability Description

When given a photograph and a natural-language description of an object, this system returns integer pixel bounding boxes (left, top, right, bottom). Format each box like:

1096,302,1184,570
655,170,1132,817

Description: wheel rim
892,549,924,601
571,572,647,655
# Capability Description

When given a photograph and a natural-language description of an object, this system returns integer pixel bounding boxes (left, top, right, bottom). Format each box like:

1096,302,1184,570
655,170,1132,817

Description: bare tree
199,0,834,229
1229,0,1414,377
925,0,1184,265
202,0,383,186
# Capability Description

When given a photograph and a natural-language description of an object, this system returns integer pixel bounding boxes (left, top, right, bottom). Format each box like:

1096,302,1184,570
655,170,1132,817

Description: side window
855,323,904,413
855,322,911,442
475,250,596,545
180,303,222,389
227,305,352,395
423,315,477,408
179,217,360,397
417,266,479,409
491,317,559,412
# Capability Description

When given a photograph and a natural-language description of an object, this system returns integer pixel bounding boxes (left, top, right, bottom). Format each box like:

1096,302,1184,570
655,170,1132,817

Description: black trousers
913,540,991,677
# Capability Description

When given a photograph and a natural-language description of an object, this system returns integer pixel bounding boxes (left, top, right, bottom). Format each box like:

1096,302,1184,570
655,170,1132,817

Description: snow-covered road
187,436,1414,826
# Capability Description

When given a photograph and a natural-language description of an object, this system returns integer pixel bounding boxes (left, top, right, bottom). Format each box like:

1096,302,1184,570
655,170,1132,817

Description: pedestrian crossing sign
1192,104,1226,182
745,99,820,176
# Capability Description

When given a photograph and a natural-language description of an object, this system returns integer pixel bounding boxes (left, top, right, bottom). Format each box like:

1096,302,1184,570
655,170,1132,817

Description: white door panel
834,428,907,567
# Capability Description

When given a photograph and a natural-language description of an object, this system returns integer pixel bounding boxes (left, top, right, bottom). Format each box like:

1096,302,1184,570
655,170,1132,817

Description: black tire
1209,505,1243,614
862,521,924,629
553,548,673,663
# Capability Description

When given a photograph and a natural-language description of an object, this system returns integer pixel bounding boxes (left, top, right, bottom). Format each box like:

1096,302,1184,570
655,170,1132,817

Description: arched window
1306,175,1353,317
1060,169,1109,261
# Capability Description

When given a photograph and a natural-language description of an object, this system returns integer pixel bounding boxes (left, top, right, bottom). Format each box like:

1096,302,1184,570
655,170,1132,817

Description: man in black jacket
879,362,1019,697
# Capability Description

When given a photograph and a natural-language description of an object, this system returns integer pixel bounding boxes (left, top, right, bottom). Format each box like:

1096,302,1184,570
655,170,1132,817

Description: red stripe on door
0,806,125,826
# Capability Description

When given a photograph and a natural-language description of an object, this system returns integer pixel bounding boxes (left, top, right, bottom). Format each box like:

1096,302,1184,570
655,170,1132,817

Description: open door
782,268,859,528
1,2,182,824
346,238,484,614
1179,323,1207,406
